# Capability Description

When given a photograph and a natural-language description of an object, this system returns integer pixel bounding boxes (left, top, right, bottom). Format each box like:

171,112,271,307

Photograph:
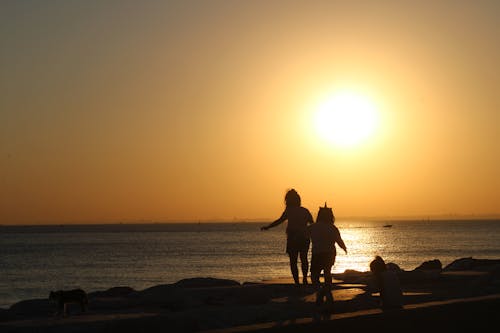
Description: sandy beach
1,257,499,332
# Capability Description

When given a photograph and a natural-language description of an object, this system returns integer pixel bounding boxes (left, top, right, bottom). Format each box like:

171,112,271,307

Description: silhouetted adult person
309,203,347,307
261,189,313,285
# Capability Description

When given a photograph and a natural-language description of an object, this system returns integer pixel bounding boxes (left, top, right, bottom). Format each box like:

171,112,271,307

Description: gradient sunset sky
1,1,499,224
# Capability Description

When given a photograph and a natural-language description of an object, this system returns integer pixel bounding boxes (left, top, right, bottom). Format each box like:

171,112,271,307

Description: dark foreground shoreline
224,295,500,333
1,257,499,332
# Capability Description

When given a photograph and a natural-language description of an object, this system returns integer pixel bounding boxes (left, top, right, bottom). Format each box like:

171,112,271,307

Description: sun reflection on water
332,221,389,273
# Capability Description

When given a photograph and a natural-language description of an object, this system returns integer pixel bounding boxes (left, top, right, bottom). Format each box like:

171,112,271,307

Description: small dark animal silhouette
49,289,88,316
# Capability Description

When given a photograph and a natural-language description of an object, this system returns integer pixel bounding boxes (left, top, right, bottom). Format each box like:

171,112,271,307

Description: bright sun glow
314,91,379,148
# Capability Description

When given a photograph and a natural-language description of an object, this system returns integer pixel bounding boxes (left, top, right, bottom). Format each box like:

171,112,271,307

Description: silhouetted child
309,203,347,307
369,256,403,310
261,189,313,285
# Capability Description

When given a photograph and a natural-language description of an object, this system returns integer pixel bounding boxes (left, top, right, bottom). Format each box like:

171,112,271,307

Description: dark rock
335,270,372,284
231,286,270,305
398,269,440,283
242,282,263,286
89,286,136,298
139,284,178,298
414,259,442,271
0,308,15,322
386,262,402,271
174,277,240,288
343,269,364,275
9,299,51,317
444,257,500,271
136,284,203,311
444,257,474,271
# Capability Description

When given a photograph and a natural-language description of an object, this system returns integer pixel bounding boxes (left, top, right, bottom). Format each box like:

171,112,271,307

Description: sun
314,91,379,148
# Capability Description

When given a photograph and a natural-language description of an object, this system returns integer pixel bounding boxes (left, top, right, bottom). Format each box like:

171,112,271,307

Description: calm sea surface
1,220,499,308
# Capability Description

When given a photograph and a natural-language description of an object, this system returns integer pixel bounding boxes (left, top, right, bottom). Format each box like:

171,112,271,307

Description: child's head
284,189,301,207
316,203,335,224
370,256,387,275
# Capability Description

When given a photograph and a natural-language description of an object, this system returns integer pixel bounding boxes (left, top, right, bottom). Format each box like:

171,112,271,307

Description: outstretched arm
261,211,287,231
335,228,348,254
307,210,314,225
338,237,347,254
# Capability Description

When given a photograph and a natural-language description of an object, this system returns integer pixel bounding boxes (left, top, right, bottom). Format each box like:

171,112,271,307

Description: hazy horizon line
2,213,500,226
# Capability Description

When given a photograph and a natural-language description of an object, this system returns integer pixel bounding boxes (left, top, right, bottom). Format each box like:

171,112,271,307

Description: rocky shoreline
1,257,499,332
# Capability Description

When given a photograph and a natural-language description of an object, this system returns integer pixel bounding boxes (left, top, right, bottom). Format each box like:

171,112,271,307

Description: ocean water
1,220,499,309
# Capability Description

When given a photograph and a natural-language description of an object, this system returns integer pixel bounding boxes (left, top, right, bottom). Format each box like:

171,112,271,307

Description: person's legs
310,253,321,286
323,255,334,304
324,258,333,286
288,250,299,285
323,269,333,304
311,253,327,305
300,250,309,284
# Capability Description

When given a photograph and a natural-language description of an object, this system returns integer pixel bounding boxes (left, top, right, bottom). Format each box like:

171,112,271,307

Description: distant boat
383,224,393,228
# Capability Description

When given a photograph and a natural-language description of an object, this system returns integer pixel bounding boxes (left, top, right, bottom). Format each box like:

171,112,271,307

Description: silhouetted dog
49,289,88,316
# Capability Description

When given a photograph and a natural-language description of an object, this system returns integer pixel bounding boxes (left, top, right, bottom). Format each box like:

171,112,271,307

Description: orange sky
1,1,499,224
